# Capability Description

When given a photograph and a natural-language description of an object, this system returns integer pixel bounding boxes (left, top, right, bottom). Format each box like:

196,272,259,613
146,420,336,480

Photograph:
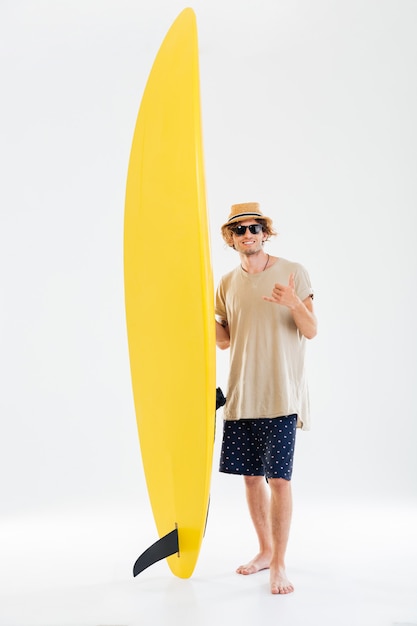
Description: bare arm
263,273,317,340
215,320,230,350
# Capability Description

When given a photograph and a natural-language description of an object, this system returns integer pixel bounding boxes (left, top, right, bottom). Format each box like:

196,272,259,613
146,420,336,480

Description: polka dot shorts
219,415,297,480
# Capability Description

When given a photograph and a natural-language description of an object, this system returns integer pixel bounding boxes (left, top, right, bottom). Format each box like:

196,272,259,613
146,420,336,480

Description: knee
243,475,264,488
268,477,291,493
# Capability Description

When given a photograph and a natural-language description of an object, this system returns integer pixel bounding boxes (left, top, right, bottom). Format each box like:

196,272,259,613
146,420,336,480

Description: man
215,202,317,595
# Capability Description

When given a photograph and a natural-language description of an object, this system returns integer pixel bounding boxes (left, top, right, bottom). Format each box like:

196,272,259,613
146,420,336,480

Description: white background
1,1,416,625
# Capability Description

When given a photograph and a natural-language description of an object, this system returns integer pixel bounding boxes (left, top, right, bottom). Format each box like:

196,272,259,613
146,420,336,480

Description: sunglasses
230,224,263,236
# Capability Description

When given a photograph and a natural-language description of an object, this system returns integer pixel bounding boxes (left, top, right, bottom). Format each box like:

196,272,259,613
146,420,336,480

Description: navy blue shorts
219,415,297,480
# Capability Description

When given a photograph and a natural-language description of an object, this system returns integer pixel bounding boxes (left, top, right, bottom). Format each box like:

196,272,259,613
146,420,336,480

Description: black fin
133,528,179,577
216,387,226,410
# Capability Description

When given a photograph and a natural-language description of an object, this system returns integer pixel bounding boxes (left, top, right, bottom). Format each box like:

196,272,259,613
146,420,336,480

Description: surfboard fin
216,387,226,410
133,527,179,577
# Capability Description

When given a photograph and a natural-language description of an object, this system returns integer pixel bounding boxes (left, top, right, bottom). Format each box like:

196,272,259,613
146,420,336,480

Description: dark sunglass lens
232,224,262,236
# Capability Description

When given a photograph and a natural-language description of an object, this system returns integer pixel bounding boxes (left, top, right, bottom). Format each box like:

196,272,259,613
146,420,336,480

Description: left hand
263,273,301,310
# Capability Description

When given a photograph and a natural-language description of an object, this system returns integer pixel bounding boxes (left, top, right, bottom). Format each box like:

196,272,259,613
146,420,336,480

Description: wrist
290,296,302,311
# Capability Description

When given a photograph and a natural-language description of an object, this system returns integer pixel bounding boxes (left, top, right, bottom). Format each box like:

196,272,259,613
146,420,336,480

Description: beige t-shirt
215,258,313,430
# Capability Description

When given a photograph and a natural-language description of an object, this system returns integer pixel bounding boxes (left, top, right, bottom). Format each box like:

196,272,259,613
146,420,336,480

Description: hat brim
221,213,273,230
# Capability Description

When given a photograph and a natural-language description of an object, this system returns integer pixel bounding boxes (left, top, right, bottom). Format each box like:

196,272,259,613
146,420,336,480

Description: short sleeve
215,279,227,324
294,263,314,302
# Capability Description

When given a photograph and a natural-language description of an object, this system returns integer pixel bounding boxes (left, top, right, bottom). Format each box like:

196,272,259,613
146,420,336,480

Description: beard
240,244,264,256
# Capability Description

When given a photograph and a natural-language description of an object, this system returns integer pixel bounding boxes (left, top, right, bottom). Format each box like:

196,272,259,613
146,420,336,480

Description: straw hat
221,202,273,231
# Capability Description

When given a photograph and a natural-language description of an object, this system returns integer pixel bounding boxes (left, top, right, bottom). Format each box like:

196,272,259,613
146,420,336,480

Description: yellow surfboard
124,8,216,579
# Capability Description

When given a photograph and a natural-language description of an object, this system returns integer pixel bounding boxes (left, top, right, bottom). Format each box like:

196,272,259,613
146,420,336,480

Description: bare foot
236,552,271,575
270,565,294,594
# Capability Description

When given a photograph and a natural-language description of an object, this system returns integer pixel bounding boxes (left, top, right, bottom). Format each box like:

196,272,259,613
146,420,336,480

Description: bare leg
237,476,294,594
268,477,294,594
236,475,273,575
